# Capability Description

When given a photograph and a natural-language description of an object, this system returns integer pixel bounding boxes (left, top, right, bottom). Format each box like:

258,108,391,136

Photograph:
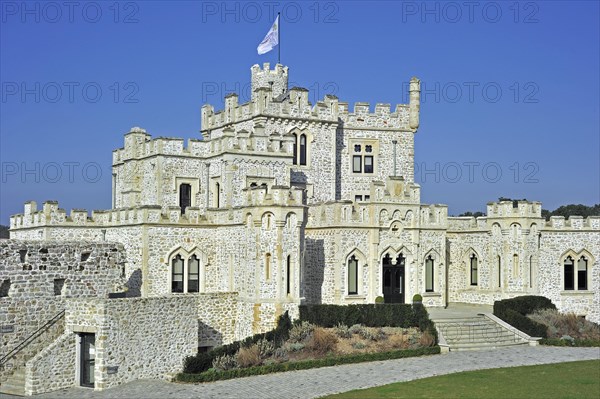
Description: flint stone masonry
0,240,126,381
66,296,197,391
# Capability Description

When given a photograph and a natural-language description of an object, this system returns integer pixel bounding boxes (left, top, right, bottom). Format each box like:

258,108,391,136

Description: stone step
0,383,26,396
449,341,530,351
445,336,528,345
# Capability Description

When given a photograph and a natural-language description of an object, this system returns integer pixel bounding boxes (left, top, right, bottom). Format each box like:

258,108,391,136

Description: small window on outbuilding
19,249,27,263
0,279,10,298
53,279,65,296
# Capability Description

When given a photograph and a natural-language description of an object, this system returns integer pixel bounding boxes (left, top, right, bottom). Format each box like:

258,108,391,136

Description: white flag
257,15,279,55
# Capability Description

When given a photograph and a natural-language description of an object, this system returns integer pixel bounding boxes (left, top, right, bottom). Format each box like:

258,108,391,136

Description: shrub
237,345,261,368
388,334,409,349
256,339,275,358
334,323,352,338
412,294,423,303
212,354,238,371
273,347,289,361
289,321,315,343
349,324,364,335
419,330,435,347
493,296,556,338
352,341,366,349
307,327,338,354
358,327,378,341
375,296,385,304
285,342,305,352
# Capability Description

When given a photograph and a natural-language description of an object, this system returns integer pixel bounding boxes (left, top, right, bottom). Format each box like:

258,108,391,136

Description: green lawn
324,360,600,399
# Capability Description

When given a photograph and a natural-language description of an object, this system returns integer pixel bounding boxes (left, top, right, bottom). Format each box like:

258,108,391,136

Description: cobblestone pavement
15,346,600,399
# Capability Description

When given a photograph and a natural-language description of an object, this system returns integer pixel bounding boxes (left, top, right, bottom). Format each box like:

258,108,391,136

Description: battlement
447,213,600,232
201,65,421,133
11,187,305,231
113,126,295,165
486,200,543,218
543,215,600,230
369,176,421,204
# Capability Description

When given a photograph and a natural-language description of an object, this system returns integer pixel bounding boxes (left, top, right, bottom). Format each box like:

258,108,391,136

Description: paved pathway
19,346,599,399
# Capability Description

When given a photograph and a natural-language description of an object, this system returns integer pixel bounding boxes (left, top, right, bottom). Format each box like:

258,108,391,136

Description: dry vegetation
528,308,600,341
211,322,432,371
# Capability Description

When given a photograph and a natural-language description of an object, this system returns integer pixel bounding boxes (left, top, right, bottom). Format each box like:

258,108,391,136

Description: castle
2,63,598,394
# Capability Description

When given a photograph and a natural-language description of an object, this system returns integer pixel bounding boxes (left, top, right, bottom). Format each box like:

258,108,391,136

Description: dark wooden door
80,333,95,387
382,254,405,303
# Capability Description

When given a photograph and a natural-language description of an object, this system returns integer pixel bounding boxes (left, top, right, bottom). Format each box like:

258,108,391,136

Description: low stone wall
197,292,238,346
25,333,76,395
66,296,197,391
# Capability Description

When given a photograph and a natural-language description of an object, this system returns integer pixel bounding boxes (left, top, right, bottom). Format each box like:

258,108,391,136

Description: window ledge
560,290,593,296
422,292,442,297
344,295,366,300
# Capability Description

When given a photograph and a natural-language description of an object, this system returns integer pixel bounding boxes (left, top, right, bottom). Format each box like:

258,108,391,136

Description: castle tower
251,63,289,101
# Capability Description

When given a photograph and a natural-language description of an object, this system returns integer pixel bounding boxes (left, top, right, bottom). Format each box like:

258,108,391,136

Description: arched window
292,133,298,165
299,134,307,165
188,255,200,293
577,256,588,290
513,254,519,276
171,255,184,293
265,253,272,280
470,254,478,286
286,255,291,295
564,256,574,290
348,255,358,295
179,183,191,214
425,255,434,292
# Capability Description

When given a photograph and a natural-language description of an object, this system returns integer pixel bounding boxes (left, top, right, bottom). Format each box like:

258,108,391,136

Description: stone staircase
434,314,537,351
0,367,26,396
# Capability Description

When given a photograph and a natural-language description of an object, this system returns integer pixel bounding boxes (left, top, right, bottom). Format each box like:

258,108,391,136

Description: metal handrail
0,310,65,367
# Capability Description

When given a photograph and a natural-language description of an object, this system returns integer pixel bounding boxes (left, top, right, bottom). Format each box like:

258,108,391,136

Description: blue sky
1,0,598,224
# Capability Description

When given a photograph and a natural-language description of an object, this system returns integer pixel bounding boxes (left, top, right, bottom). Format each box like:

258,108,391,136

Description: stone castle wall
66,296,197,391
0,240,126,380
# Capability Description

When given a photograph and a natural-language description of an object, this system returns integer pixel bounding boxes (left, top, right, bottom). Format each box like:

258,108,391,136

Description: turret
251,63,289,101
409,77,421,130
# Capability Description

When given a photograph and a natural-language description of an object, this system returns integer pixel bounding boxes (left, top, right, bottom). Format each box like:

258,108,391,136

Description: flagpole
277,12,281,64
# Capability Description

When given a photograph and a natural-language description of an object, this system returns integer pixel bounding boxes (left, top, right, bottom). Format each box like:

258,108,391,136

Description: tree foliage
0,225,9,239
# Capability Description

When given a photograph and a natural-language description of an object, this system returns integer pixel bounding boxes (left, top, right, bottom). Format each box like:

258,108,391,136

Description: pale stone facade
3,63,599,394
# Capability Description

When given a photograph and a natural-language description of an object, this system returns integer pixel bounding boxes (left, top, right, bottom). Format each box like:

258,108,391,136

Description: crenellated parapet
241,185,304,208
112,126,295,166
201,63,420,133
370,176,421,204
486,200,543,219
543,215,600,230
113,127,209,164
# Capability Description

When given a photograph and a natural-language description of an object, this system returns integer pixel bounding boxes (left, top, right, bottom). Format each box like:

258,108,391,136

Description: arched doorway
382,253,405,303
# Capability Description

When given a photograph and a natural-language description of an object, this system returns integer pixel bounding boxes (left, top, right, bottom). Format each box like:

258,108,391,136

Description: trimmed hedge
183,311,292,374
299,304,416,328
299,303,438,344
177,346,441,383
493,296,556,338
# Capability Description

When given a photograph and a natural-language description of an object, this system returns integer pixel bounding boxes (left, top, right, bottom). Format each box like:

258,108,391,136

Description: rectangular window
172,256,184,293
179,183,191,214
364,195,370,201
564,259,574,290
348,257,358,295
577,258,587,290
53,278,65,296
425,258,434,292
364,156,374,173
353,156,362,173
188,256,199,293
